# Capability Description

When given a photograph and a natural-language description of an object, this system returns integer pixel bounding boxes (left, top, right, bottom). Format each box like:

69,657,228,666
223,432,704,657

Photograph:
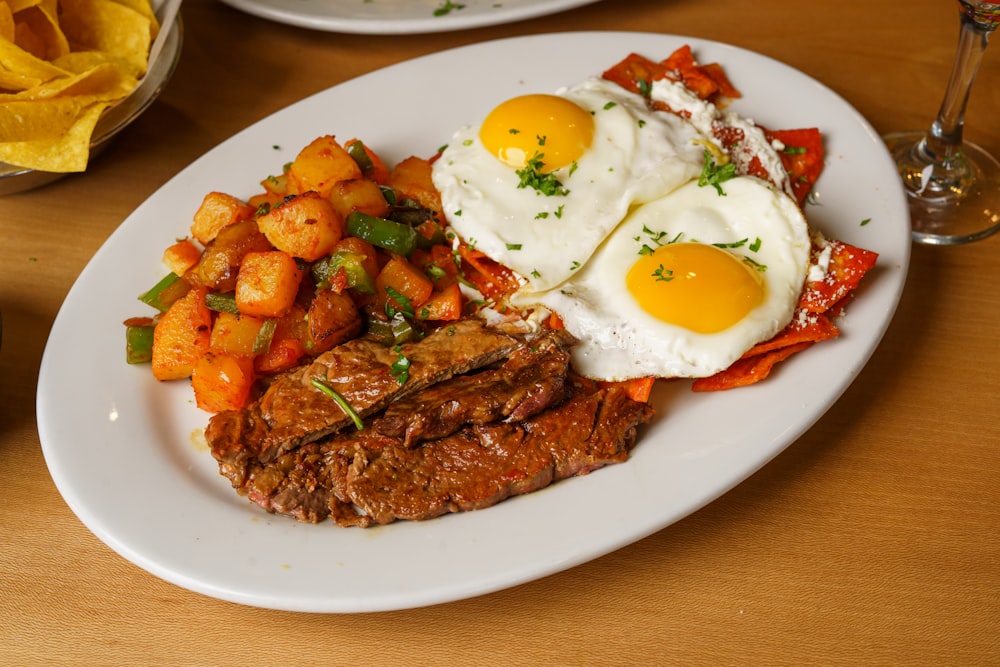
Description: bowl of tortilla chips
0,0,182,195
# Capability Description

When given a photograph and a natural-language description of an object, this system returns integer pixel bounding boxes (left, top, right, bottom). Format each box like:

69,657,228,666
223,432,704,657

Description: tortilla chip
692,341,814,392
0,98,107,170
798,237,880,313
58,0,153,77
13,5,69,61
0,5,15,44
0,0,155,171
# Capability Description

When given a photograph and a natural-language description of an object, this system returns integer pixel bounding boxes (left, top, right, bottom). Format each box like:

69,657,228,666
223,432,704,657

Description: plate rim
37,30,911,613
216,0,604,34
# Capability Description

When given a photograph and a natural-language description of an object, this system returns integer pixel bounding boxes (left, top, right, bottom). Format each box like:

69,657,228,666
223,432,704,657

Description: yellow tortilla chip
0,99,107,170
0,61,135,103
57,0,153,78
0,0,156,172
0,69,42,90
13,5,69,61
4,0,43,14
0,5,15,44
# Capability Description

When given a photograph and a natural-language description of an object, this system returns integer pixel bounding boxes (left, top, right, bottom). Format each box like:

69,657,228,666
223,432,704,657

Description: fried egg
512,176,811,380
431,77,709,292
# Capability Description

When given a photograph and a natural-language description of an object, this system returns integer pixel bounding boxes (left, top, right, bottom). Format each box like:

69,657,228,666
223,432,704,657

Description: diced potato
191,192,255,245
285,135,363,198
376,256,434,311
306,288,363,354
256,191,343,262
388,156,442,214
209,311,266,357
417,282,463,321
192,352,256,412
261,171,288,198
162,239,202,277
235,251,303,318
188,218,273,293
329,178,391,220
254,337,306,375
151,287,212,381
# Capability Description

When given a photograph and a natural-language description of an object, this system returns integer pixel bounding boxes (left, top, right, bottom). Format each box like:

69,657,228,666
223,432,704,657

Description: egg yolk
626,243,765,334
479,94,595,172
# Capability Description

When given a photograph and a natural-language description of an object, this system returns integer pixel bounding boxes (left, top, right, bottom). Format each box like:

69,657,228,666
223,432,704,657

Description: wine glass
883,0,1000,245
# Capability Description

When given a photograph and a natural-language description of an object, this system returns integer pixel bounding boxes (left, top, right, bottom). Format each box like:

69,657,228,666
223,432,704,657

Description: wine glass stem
925,5,995,161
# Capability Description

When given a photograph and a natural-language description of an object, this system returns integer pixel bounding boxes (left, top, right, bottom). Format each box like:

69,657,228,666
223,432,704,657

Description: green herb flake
384,286,415,319
310,379,363,430
860,218,872,227
515,152,570,197
652,264,674,282
506,243,523,250
391,345,411,385
697,150,737,196
433,0,465,17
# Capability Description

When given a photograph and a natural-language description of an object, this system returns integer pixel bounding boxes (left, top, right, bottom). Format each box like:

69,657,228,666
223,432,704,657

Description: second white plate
217,0,603,33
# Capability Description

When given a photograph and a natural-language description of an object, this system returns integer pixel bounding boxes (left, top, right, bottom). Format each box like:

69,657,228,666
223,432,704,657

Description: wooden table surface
2,0,998,664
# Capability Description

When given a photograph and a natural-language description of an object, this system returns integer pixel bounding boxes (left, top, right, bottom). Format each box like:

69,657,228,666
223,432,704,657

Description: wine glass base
884,131,1000,246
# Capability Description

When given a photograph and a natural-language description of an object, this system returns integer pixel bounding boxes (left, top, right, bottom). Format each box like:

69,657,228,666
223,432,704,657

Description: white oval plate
37,32,910,613
217,0,602,33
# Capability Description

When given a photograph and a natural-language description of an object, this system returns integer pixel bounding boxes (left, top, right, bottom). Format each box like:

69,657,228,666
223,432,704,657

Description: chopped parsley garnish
603,101,617,110
652,264,674,282
860,218,871,226
554,204,565,218
712,238,748,248
310,379,363,430
636,226,682,255
384,286,415,319
697,149,737,196
570,260,581,270
508,128,521,135
783,145,807,155
743,256,767,272
506,243,523,250
637,78,652,96
391,345,411,385
433,0,465,16
515,152,570,196
531,269,541,279
425,264,447,281
749,237,762,252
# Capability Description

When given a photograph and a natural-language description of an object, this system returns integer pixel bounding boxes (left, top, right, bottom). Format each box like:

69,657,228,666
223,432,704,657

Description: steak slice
206,318,522,488
371,328,577,446
236,382,653,527
341,383,654,526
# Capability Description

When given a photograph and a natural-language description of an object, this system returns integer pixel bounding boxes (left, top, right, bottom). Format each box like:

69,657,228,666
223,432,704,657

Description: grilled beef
371,328,576,446
210,317,655,527
238,380,653,527
339,383,653,526
206,319,523,488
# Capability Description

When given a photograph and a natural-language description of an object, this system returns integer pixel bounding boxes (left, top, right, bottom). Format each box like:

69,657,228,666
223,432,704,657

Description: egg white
513,176,812,381
431,77,709,293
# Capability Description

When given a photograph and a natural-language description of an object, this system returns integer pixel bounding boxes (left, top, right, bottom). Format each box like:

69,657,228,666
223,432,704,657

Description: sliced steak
371,328,577,446
206,318,523,488
341,382,654,526
238,379,654,527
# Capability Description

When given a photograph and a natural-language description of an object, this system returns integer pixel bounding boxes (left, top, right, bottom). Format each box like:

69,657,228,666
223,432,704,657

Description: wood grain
1,0,998,664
